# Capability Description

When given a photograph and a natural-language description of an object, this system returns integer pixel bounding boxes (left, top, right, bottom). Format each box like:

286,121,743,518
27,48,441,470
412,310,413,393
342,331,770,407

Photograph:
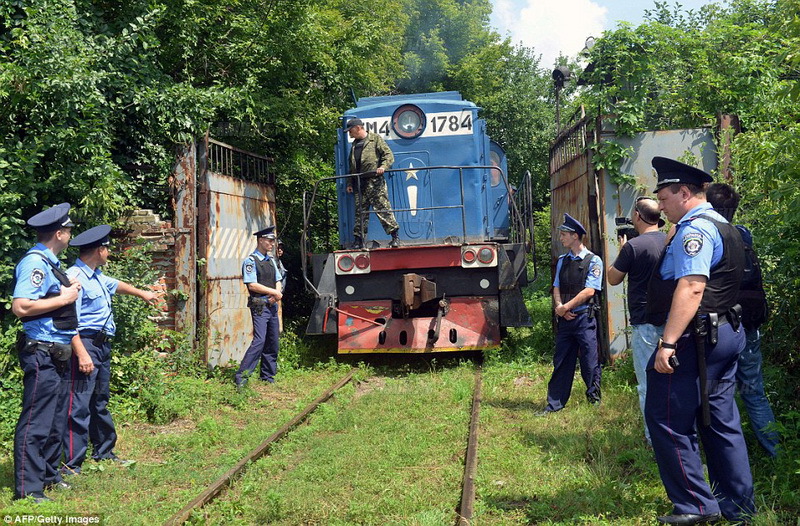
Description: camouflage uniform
349,132,399,237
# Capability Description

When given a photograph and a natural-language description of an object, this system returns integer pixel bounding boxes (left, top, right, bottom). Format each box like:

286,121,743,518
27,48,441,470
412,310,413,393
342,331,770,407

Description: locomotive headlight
478,247,495,264
392,104,425,139
337,254,355,273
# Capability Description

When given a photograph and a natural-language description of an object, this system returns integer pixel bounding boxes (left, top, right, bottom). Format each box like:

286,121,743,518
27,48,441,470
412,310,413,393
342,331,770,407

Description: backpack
736,225,769,330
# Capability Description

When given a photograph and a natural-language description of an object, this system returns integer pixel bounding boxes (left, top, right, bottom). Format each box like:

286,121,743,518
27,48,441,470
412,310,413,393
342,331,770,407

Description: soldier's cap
345,118,364,130
652,156,713,192
558,213,586,237
70,224,112,249
27,202,75,231
254,226,276,239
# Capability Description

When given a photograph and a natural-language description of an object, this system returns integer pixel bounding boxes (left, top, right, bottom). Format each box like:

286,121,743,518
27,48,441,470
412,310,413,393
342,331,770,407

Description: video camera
615,217,638,240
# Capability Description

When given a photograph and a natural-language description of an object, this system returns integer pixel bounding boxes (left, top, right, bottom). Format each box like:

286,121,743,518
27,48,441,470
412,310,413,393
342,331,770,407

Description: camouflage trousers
354,176,399,237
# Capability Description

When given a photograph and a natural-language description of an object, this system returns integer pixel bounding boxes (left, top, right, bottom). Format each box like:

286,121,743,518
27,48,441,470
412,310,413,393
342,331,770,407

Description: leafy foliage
574,3,800,510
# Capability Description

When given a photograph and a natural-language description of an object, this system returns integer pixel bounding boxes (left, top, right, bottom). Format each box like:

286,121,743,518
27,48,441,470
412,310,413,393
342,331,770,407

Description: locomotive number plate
354,111,474,141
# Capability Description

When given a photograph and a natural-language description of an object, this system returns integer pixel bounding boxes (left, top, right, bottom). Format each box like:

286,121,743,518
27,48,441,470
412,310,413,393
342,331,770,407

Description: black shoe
389,231,400,248
33,495,54,504
657,513,721,525
352,236,363,250
589,398,601,406
46,481,72,491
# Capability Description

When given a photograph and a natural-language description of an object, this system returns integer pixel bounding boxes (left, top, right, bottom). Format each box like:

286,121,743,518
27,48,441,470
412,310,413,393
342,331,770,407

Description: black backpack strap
20,250,71,287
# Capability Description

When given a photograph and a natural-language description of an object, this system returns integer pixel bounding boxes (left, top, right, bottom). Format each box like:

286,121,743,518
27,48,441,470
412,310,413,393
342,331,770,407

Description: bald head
634,197,663,232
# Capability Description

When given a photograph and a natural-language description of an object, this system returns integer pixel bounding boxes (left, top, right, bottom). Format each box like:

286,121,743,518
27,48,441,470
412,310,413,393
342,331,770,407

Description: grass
0,363,353,523
200,363,475,524
0,327,796,524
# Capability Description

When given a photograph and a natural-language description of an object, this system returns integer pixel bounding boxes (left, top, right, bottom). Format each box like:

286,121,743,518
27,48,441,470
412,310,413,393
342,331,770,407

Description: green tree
451,40,555,206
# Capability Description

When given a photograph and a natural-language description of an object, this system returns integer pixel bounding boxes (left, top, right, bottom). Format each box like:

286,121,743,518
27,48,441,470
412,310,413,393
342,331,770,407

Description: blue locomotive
303,91,534,353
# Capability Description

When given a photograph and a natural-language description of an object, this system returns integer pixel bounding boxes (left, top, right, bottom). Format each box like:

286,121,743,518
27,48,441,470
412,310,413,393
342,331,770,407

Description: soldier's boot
389,230,400,248
352,236,363,250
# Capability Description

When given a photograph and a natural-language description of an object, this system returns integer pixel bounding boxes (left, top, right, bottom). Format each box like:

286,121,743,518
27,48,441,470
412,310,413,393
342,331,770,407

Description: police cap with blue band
558,213,586,237
254,226,276,239
27,202,75,232
70,224,112,249
652,156,714,192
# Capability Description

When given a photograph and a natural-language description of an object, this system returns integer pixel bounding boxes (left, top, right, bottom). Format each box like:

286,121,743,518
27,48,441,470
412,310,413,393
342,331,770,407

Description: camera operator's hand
617,233,628,247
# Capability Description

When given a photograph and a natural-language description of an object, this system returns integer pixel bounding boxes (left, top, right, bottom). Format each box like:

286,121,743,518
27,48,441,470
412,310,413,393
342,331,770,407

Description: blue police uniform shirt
67,259,120,336
13,243,77,344
553,248,603,313
242,250,280,284
660,202,725,280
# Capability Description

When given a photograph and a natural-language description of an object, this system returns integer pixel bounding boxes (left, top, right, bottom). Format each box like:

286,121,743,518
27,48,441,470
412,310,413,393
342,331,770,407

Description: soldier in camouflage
345,118,400,248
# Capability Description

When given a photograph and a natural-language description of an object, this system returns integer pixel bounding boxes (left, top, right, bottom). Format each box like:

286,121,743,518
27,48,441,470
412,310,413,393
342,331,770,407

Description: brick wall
121,209,178,333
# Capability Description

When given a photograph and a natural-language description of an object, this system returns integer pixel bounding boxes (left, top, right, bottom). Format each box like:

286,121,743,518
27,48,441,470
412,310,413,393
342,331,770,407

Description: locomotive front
304,91,532,353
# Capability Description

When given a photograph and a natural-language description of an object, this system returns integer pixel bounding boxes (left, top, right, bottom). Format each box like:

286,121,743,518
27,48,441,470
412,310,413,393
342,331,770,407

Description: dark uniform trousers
645,323,755,520
14,347,69,499
63,335,117,472
236,302,280,385
546,312,602,411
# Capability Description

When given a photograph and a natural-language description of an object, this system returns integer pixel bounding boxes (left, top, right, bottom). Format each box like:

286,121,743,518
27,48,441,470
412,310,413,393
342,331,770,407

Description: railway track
456,365,483,526
163,369,356,525
164,363,484,525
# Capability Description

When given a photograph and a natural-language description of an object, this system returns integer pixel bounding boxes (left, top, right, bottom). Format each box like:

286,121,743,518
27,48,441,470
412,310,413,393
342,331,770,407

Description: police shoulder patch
244,262,255,274
682,232,704,257
30,268,45,288
590,264,601,278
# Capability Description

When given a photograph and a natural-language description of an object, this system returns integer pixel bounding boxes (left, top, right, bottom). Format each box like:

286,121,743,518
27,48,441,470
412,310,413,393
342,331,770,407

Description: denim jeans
631,323,664,444
736,328,779,456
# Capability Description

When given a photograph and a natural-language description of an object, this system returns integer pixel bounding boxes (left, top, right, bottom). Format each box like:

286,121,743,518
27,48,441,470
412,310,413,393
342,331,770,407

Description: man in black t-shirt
607,196,666,445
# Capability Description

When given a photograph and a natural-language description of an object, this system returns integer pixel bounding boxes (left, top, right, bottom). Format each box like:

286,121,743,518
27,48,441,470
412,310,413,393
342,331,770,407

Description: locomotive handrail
301,164,533,297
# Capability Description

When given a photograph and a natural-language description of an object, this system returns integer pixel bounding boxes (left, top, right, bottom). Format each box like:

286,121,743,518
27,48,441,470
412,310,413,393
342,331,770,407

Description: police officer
11,203,94,502
62,225,158,474
646,157,755,525
345,117,400,249
538,213,603,415
235,226,282,387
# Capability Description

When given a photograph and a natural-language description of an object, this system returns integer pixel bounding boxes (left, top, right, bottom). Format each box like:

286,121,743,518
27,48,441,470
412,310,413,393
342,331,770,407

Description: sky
490,0,722,67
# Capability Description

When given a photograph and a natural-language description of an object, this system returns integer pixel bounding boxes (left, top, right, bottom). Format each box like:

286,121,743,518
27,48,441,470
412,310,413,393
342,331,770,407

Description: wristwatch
659,338,677,350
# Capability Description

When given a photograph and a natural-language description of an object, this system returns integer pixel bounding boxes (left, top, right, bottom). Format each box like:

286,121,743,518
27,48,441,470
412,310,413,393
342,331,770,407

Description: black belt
80,330,113,347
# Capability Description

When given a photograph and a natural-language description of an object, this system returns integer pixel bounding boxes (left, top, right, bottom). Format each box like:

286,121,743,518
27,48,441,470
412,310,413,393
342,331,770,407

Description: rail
456,365,483,526
163,370,356,525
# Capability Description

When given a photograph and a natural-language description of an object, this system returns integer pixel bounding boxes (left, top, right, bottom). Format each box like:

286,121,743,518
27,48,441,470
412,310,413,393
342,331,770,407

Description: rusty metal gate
196,137,275,366
549,107,611,359
550,107,718,361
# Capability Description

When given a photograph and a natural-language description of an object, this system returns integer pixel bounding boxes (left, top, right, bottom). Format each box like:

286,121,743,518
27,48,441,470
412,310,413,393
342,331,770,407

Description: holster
19,336,72,371
92,331,109,347
708,312,719,345
16,331,27,353
693,314,711,427
43,342,73,363
729,304,742,332
247,296,268,315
